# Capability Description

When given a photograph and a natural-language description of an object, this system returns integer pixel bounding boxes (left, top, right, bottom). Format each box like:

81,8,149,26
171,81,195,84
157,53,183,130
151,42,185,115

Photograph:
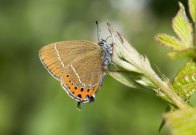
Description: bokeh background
0,0,195,135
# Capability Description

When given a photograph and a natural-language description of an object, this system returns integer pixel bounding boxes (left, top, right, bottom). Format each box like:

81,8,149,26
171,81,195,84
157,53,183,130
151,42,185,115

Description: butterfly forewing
39,40,100,80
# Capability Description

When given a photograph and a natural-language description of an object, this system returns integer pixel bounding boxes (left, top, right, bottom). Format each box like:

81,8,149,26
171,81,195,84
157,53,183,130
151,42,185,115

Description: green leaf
167,48,196,59
135,76,157,89
173,60,196,100
155,33,185,51
172,2,193,48
189,0,196,23
107,71,138,88
165,108,196,135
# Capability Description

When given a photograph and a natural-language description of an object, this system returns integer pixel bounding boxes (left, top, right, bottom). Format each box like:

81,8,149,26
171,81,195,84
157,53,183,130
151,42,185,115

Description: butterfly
39,22,113,109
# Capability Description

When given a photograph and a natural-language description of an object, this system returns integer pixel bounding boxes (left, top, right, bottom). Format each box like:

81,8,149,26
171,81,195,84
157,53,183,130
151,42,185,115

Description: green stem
144,69,190,109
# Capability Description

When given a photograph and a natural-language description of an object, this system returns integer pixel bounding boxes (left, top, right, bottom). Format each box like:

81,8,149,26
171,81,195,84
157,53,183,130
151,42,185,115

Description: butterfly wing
39,40,100,80
61,49,105,103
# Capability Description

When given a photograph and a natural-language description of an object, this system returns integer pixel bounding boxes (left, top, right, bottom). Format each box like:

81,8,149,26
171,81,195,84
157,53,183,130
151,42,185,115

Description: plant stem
119,37,190,109
108,24,191,109
144,70,190,109
123,47,191,109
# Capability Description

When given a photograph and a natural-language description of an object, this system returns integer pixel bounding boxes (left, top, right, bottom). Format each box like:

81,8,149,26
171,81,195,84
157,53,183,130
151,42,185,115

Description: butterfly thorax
99,40,113,70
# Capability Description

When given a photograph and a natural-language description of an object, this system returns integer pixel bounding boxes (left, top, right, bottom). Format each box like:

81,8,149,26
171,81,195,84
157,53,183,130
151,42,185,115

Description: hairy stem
144,69,190,109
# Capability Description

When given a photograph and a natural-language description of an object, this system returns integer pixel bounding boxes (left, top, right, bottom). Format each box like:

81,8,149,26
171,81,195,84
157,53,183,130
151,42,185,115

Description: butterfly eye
99,40,105,46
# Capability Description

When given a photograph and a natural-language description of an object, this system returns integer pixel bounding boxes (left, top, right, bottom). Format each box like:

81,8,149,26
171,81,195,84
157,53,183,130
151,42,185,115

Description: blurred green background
0,0,194,135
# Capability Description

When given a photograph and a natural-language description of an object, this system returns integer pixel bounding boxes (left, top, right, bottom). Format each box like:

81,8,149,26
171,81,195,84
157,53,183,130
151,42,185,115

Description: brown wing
61,49,105,103
39,40,100,80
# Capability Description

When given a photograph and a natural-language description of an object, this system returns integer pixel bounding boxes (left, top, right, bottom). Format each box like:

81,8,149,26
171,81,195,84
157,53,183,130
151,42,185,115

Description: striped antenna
96,21,101,42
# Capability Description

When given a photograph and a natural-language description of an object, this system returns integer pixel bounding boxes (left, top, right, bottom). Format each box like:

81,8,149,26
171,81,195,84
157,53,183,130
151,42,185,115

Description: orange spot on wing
81,90,88,100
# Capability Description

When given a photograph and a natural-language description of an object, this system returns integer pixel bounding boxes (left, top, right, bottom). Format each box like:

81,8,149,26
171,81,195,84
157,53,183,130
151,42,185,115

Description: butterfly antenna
105,35,112,42
96,21,101,42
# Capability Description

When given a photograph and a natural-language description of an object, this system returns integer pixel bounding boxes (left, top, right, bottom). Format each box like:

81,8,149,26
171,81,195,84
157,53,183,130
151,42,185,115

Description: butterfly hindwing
61,49,105,102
